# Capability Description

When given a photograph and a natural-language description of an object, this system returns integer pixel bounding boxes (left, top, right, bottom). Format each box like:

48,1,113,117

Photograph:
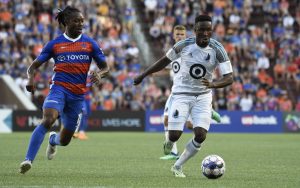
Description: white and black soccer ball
201,154,225,179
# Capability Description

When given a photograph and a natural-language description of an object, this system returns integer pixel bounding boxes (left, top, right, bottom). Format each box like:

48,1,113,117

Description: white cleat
46,132,57,160
171,165,186,178
19,160,32,174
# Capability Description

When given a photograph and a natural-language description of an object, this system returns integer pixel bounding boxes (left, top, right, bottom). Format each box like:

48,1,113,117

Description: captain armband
219,61,233,75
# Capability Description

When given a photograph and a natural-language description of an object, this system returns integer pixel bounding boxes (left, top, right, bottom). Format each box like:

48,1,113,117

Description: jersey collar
63,33,82,42
195,43,211,50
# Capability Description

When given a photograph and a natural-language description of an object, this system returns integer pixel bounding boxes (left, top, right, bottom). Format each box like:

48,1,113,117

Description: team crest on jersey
57,55,65,61
173,110,179,118
189,64,206,79
81,43,87,48
172,61,180,73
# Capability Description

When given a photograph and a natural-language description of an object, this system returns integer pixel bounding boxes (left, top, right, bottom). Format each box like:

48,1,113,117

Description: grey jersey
166,37,232,94
165,57,181,69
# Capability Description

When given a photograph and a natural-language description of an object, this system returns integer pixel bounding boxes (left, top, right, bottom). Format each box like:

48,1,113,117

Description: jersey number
189,64,206,79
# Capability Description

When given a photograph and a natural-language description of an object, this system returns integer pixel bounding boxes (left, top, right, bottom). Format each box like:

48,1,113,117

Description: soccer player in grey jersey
134,15,233,177
160,25,221,161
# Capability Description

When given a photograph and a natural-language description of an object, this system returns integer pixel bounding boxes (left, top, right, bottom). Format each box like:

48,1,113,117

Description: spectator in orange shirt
257,69,274,89
273,62,285,81
0,7,12,23
286,62,299,81
256,87,267,102
278,93,293,112
103,95,116,110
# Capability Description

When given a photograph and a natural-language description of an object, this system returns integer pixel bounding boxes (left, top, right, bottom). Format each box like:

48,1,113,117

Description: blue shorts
43,86,84,132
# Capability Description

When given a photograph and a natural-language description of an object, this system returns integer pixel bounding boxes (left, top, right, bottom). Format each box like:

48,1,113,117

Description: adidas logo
205,53,210,61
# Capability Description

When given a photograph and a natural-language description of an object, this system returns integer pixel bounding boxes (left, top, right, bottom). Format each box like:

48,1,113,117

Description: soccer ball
201,154,225,179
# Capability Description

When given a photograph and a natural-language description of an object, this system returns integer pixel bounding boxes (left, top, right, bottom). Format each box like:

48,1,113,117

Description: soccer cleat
46,132,57,160
78,132,88,140
211,110,221,123
19,160,32,174
171,165,186,178
160,153,179,160
163,141,173,155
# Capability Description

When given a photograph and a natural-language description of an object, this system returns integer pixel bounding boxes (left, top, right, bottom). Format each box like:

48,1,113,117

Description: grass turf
0,132,299,188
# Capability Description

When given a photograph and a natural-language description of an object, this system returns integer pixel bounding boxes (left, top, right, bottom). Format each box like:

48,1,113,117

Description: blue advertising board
145,110,164,132
145,110,283,133
210,111,283,133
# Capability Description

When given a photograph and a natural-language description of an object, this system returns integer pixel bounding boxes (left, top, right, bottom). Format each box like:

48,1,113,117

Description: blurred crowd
0,0,299,112
140,0,300,111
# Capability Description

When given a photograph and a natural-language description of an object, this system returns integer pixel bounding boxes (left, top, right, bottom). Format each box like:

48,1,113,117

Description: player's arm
90,61,109,86
133,55,171,85
202,72,233,88
202,41,233,88
26,60,43,93
26,42,53,93
91,40,110,85
133,39,187,85
95,60,109,78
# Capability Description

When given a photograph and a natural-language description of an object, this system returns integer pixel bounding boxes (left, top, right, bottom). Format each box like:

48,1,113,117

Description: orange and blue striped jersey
37,33,106,96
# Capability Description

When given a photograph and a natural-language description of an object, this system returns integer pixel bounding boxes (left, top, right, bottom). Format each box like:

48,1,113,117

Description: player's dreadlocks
55,6,81,26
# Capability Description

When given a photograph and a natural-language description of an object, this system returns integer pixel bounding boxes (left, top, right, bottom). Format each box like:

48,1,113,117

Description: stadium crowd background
0,0,299,112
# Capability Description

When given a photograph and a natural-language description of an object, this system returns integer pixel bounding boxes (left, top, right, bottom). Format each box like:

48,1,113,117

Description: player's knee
168,130,182,142
164,116,168,127
42,116,57,129
186,121,193,130
194,127,207,144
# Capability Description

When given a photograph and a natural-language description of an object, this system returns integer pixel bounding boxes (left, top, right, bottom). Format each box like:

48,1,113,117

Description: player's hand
133,74,145,85
201,78,215,88
26,78,35,94
25,85,35,94
90,71,102,86
98,69,109,78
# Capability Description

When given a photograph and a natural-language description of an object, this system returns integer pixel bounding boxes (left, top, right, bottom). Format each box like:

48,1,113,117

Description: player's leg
73,109,85,139
20,89,64,174
160,115,178,160
47,97,83,159
160,114,180,160
160,95,179,160
163,115,169,142
185,115,193,130
164,95,189,156
166,96,190,177
174,93,212,174
73,99,89,139
78,101,89,140
163,95,172,143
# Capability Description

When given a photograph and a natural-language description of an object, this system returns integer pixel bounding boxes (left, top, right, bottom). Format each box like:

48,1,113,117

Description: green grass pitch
0,132,299,188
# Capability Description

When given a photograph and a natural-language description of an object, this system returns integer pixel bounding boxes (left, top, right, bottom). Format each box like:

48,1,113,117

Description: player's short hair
195,15,212,24
173,25,186,31
55,6,81,26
